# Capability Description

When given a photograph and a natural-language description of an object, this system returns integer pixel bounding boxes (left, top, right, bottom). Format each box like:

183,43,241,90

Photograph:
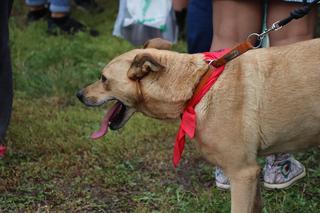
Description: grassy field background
1,1,319,212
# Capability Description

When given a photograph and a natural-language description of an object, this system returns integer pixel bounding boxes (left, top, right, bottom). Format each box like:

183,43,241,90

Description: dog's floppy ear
128,53,164,80
143,38,172,50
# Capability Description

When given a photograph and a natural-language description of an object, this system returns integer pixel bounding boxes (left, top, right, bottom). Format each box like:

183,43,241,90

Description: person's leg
48,0,99,36
268,0,317,46
0,0,14,156
187,0,212,53
25,0,49,22
174,0,188,40
262,0,317,189
210,0,263,189
211,0,263,51
50,0,71,16
173,0,188,11
25,0,47,8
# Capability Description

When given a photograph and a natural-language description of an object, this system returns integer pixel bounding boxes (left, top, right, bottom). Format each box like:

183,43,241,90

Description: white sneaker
263,154,306,189
215,154,305,190
215,166,230,190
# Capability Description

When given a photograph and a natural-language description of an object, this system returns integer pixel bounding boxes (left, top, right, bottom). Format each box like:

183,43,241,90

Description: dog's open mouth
91,100,127,140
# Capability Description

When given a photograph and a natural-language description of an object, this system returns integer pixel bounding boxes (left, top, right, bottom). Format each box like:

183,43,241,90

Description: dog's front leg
229,165,262,213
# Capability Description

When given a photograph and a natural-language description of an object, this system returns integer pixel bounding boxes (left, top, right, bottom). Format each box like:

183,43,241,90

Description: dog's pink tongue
91,102,122,140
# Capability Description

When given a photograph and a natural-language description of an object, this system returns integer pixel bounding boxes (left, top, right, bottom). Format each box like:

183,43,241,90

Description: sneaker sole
263,167,306,189
216,182,231,190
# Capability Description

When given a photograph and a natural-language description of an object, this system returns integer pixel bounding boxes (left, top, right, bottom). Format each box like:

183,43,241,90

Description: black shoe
74,0,104,13
27,8,49,23
47,15,99,36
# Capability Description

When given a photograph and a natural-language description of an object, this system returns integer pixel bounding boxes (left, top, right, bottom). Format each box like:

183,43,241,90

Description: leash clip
271,20,282,32
247,33,263,49
260,20,282,39
247,20,282,49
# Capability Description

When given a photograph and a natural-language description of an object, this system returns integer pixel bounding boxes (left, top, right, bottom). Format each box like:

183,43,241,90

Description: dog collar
173,49,231,167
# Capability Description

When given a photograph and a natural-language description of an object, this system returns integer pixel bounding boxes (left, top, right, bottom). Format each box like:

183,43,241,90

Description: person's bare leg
211,0,263,51
51,12,67,18
173,0,188,11
261,0,316,190
174,0,188,39
268,0,317,46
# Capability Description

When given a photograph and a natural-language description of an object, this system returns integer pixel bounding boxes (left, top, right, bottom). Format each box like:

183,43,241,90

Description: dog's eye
101,75,107,83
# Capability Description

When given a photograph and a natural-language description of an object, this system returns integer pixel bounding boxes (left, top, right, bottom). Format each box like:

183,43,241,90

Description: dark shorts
187,0,212,53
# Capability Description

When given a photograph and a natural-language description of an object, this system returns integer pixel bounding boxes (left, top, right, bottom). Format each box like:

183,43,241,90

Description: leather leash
192,40,253,101
209,41,253,68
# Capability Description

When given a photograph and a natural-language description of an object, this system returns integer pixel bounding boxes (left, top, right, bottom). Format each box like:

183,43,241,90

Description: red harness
173,49,231,167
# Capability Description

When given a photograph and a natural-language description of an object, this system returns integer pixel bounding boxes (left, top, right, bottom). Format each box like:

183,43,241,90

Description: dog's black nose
76,90,84,102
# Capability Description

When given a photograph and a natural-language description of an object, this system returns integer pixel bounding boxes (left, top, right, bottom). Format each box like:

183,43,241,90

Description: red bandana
173,49,231,167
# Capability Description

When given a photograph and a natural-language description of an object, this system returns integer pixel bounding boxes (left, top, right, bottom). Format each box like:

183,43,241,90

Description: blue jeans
187,0,213,53
25,0,70,13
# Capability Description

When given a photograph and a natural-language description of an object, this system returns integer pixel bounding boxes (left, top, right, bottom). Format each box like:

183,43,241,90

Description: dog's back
245,39,320,154
195,39,320,156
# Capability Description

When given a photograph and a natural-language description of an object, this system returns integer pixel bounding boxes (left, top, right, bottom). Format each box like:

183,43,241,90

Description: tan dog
77,38,320,213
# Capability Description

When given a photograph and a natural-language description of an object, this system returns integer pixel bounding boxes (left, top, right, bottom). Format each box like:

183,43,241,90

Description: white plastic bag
124,0,172,30
113,0,178,46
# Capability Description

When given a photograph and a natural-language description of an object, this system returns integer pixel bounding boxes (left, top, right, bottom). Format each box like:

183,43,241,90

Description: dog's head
77,38,206,139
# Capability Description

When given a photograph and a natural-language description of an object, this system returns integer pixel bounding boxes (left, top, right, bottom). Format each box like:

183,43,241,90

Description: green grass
1,1,319,212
